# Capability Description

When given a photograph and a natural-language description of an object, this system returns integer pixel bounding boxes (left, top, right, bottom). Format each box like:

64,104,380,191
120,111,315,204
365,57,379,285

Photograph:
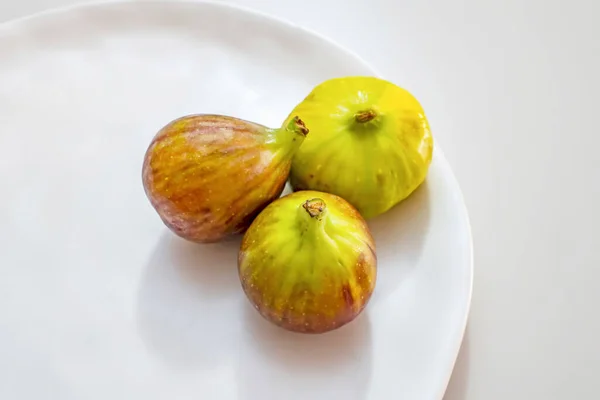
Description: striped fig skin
142,114,307,243
238,191,377,334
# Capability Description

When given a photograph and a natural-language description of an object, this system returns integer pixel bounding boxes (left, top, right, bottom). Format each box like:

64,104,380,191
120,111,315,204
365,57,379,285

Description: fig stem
302,198,327,221
286,116,309,137
270,115,308,157
354,109,377,123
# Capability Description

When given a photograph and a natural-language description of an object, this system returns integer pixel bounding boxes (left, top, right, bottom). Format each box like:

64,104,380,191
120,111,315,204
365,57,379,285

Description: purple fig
142,114,308,243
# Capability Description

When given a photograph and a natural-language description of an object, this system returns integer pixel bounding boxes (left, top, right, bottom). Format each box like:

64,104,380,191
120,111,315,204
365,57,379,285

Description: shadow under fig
136,232,243,368
238,303,373,400
367,180,431,302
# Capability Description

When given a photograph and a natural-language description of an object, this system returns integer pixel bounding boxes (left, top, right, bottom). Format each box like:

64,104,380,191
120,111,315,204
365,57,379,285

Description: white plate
0,1,472,399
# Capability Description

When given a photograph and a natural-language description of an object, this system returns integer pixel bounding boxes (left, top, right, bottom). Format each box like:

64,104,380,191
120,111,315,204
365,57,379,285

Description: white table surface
2,0,599,399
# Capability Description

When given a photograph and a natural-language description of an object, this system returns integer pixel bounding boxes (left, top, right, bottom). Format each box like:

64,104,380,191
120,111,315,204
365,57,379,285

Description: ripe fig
238,190,377,334
142,114,309,243
284,76,433,219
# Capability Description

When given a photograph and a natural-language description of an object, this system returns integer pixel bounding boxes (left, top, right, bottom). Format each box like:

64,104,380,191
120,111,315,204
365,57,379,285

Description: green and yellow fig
284,76,433,219
142,114,308,243
238,190,377,334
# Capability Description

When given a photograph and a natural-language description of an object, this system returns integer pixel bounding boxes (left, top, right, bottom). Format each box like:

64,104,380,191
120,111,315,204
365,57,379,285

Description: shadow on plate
136,232,243,368
367,180,431,302
238,303,373,400
443,328,471,400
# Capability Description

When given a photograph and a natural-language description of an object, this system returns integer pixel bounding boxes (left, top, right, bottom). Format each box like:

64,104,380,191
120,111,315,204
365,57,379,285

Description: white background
1,0,599,399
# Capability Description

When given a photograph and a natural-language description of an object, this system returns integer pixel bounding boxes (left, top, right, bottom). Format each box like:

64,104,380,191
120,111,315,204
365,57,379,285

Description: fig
142,114,309,243
284,76,433,219
238,190,377,334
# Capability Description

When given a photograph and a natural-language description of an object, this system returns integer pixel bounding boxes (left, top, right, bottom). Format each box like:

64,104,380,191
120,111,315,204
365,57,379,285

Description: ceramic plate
0,1,472,399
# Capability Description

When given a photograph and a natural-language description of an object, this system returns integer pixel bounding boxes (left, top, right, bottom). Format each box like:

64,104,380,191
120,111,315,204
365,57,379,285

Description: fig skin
142,114,308,243
238,190,377,334
284,76,434,219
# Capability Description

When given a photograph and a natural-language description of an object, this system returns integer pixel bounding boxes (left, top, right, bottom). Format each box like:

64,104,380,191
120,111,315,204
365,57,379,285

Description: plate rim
0,1,474,398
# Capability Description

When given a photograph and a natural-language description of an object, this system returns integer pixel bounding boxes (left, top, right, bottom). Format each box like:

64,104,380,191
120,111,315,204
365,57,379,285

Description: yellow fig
284,76,433,219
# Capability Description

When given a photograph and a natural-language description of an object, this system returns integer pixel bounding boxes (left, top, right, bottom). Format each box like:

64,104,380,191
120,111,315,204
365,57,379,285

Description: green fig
238,190,377,334
284,76,434,219
142,114,308,243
